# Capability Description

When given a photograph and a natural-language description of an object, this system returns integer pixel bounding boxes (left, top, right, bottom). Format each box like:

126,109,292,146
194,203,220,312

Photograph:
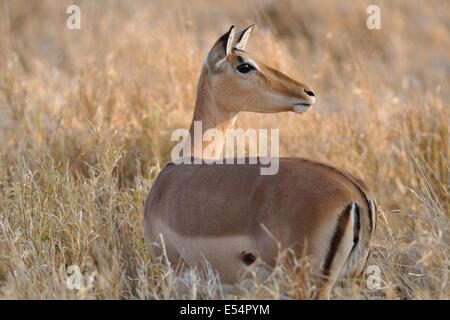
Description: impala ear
207,26,236,70
225,25,236,56
234,24,254,51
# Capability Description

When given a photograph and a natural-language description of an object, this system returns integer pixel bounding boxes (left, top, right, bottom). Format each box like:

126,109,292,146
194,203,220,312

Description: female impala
144,26,377,298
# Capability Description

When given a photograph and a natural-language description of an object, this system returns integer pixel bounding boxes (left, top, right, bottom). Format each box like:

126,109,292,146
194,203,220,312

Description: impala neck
188,67,237,159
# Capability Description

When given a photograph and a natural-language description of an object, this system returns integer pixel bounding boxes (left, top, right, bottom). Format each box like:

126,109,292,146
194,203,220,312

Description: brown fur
143,26,376,298
144,159,375,296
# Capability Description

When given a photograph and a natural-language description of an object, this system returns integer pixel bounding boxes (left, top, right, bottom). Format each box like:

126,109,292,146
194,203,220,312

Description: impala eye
237,63,256,74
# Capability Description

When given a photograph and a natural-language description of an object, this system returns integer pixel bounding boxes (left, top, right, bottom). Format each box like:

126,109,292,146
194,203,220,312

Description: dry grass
0,0,448,299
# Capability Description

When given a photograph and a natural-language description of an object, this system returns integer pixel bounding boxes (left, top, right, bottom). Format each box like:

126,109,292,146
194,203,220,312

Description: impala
144,25,377,298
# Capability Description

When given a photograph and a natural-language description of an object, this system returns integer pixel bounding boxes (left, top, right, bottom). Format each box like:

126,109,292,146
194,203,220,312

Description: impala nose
304,89,315,97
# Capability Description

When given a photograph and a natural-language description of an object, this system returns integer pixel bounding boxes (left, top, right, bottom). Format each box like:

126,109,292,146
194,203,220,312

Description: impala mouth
292,102,312,114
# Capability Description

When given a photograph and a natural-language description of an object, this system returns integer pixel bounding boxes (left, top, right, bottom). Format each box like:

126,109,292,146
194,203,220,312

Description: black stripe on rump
352,203,361,246
322,203,354,277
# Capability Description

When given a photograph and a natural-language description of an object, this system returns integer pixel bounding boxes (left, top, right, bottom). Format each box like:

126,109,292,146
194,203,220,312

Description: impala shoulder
146,163,176,202
156,161,179,177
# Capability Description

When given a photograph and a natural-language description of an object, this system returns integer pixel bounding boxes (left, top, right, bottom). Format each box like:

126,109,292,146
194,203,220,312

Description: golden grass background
0,0,448,299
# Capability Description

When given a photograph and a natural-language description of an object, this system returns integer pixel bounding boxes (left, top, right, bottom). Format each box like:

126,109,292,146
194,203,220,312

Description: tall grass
0,0,448,299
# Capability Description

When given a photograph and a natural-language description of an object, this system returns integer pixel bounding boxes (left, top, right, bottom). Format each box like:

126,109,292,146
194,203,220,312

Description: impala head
203,25,316,115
